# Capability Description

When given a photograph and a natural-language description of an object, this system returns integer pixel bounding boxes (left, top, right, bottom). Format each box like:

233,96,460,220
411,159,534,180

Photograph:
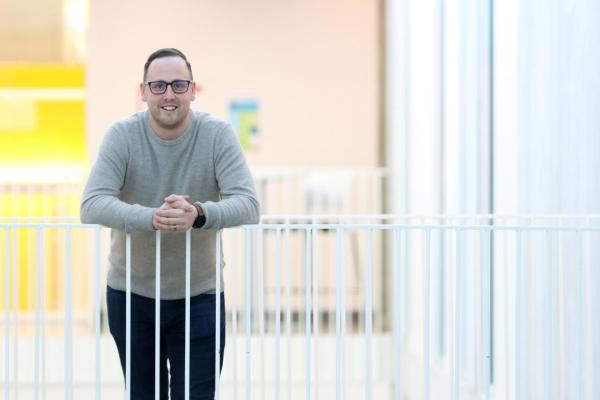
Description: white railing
1,215,599,399
253,168,388,215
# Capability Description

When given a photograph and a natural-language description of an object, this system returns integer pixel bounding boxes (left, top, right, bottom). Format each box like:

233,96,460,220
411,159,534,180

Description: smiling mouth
161,105,177,111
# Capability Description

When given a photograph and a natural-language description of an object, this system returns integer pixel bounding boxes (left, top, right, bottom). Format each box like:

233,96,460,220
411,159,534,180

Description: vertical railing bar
526,218,533,398
4,228,10,400
432,218,442,361
298,223,305,335
341,226,347,398
546,229,553,400
402,221,411,339
258,228,265,400
125,233,131,400
155,231,161,400
94,227,102,400
87,222,96,387
185,230,191,400
515,230,522,400
330,220,338,338
482,228,491,400
474,224,483,394
374,222,383,336
451,228,461,400
500,220,511,397
449,227,455,400
423,228,431,400
275,228,282,400
231,230,239,400
312,221,320,400
335,227,344,400
365,227,373,400
583,219,592,399
285,223,292,400
40,228,47,400
35,228,41,400
66,227,74,400
393,228,402,400
12,227,19,400
557,217,564,399
215,230,222,400
576,230,583,400
244,228,252,400
305,228,312,400
355,181,364,335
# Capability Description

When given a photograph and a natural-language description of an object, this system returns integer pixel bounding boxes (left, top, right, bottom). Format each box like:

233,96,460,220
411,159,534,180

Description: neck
149,112,191,140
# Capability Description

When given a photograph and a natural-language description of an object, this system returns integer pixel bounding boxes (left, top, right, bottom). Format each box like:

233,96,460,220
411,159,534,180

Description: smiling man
81,48,260,399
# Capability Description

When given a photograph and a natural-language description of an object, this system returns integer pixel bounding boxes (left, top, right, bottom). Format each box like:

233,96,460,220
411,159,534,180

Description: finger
155,220,184,233
154,219,170,232
159,202,173,210
169,200,192,210
181,201,196,212
155,208,186,218
165,194,190,203
154,211,179,232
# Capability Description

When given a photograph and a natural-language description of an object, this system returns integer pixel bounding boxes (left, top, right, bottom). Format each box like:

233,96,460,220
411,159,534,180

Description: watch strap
192,203,206,228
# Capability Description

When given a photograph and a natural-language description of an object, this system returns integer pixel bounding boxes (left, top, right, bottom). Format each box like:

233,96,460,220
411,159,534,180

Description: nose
162,84,176,99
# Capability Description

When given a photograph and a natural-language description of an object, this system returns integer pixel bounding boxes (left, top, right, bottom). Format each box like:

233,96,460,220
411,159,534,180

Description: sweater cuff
196,201,218,229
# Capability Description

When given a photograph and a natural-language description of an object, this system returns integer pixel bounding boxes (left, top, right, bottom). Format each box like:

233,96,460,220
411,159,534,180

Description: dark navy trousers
107,286,226,400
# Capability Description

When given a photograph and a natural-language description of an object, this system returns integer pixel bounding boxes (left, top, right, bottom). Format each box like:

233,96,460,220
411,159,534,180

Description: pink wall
86,0,381,168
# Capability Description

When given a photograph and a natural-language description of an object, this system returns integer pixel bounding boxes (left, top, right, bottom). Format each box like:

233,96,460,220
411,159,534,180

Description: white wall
387,0,600,398
514,0,600,214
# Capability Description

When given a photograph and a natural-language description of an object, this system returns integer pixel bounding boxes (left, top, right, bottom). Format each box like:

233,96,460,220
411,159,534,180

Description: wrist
192,203,206,228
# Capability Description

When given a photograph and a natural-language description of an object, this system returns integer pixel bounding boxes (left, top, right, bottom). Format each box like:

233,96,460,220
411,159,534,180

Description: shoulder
109,111,145,136
194,111,232,136
193,111,238,149
103,111,146,145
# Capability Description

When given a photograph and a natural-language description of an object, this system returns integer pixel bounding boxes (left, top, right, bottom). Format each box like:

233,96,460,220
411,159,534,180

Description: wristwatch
192,203,206,228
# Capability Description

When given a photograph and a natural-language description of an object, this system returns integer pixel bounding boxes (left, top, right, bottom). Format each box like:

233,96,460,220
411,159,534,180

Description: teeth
162,105,176,111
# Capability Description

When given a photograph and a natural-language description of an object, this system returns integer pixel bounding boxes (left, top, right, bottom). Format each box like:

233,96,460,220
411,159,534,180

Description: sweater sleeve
80,126,155,232
198,123,261,229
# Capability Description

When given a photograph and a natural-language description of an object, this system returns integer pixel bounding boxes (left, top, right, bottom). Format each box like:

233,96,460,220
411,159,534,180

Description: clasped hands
152,194,200,233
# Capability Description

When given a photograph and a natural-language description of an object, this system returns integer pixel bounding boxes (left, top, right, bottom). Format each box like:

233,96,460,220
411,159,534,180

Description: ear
140,82,148,102
190,81,197,102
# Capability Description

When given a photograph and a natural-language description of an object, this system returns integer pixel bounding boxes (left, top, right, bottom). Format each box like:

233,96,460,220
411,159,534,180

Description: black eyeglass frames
144,80,192,95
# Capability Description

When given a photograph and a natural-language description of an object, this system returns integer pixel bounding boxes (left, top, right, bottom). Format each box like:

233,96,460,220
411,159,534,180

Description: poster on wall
229,100,259,150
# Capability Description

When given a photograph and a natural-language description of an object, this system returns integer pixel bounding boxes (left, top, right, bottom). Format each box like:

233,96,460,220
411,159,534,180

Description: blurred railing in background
253,168,387,215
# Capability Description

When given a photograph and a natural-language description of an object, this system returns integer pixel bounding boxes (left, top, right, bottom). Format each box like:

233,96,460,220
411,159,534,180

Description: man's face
141,56,196,133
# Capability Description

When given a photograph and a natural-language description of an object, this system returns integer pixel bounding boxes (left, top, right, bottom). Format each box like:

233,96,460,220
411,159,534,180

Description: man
81,48,260,399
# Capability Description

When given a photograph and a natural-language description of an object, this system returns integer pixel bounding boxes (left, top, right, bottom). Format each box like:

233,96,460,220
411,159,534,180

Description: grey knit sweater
80,111,260,299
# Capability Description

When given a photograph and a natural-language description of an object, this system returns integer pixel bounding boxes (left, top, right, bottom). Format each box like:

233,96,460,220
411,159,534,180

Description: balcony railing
1,215,598,399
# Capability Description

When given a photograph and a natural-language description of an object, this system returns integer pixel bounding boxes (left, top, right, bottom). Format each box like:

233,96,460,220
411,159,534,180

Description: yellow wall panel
0,63,91,318
0,100,86,163
0,64,84,88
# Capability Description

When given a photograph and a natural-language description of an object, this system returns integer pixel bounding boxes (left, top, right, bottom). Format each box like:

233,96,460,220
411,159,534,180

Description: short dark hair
143,48,193,81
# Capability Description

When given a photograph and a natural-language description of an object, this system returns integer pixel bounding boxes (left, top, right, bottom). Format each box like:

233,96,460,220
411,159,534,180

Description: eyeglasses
144,80,192,94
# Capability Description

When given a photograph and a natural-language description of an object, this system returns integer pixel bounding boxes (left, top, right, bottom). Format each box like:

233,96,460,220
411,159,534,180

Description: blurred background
1,0,599,398
1,0,599,218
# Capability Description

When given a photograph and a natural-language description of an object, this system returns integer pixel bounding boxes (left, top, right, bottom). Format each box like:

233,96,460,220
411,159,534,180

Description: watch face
193,215,206,228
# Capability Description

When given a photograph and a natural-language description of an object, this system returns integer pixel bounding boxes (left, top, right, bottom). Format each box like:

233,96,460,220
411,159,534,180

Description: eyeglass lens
148,80,190,94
